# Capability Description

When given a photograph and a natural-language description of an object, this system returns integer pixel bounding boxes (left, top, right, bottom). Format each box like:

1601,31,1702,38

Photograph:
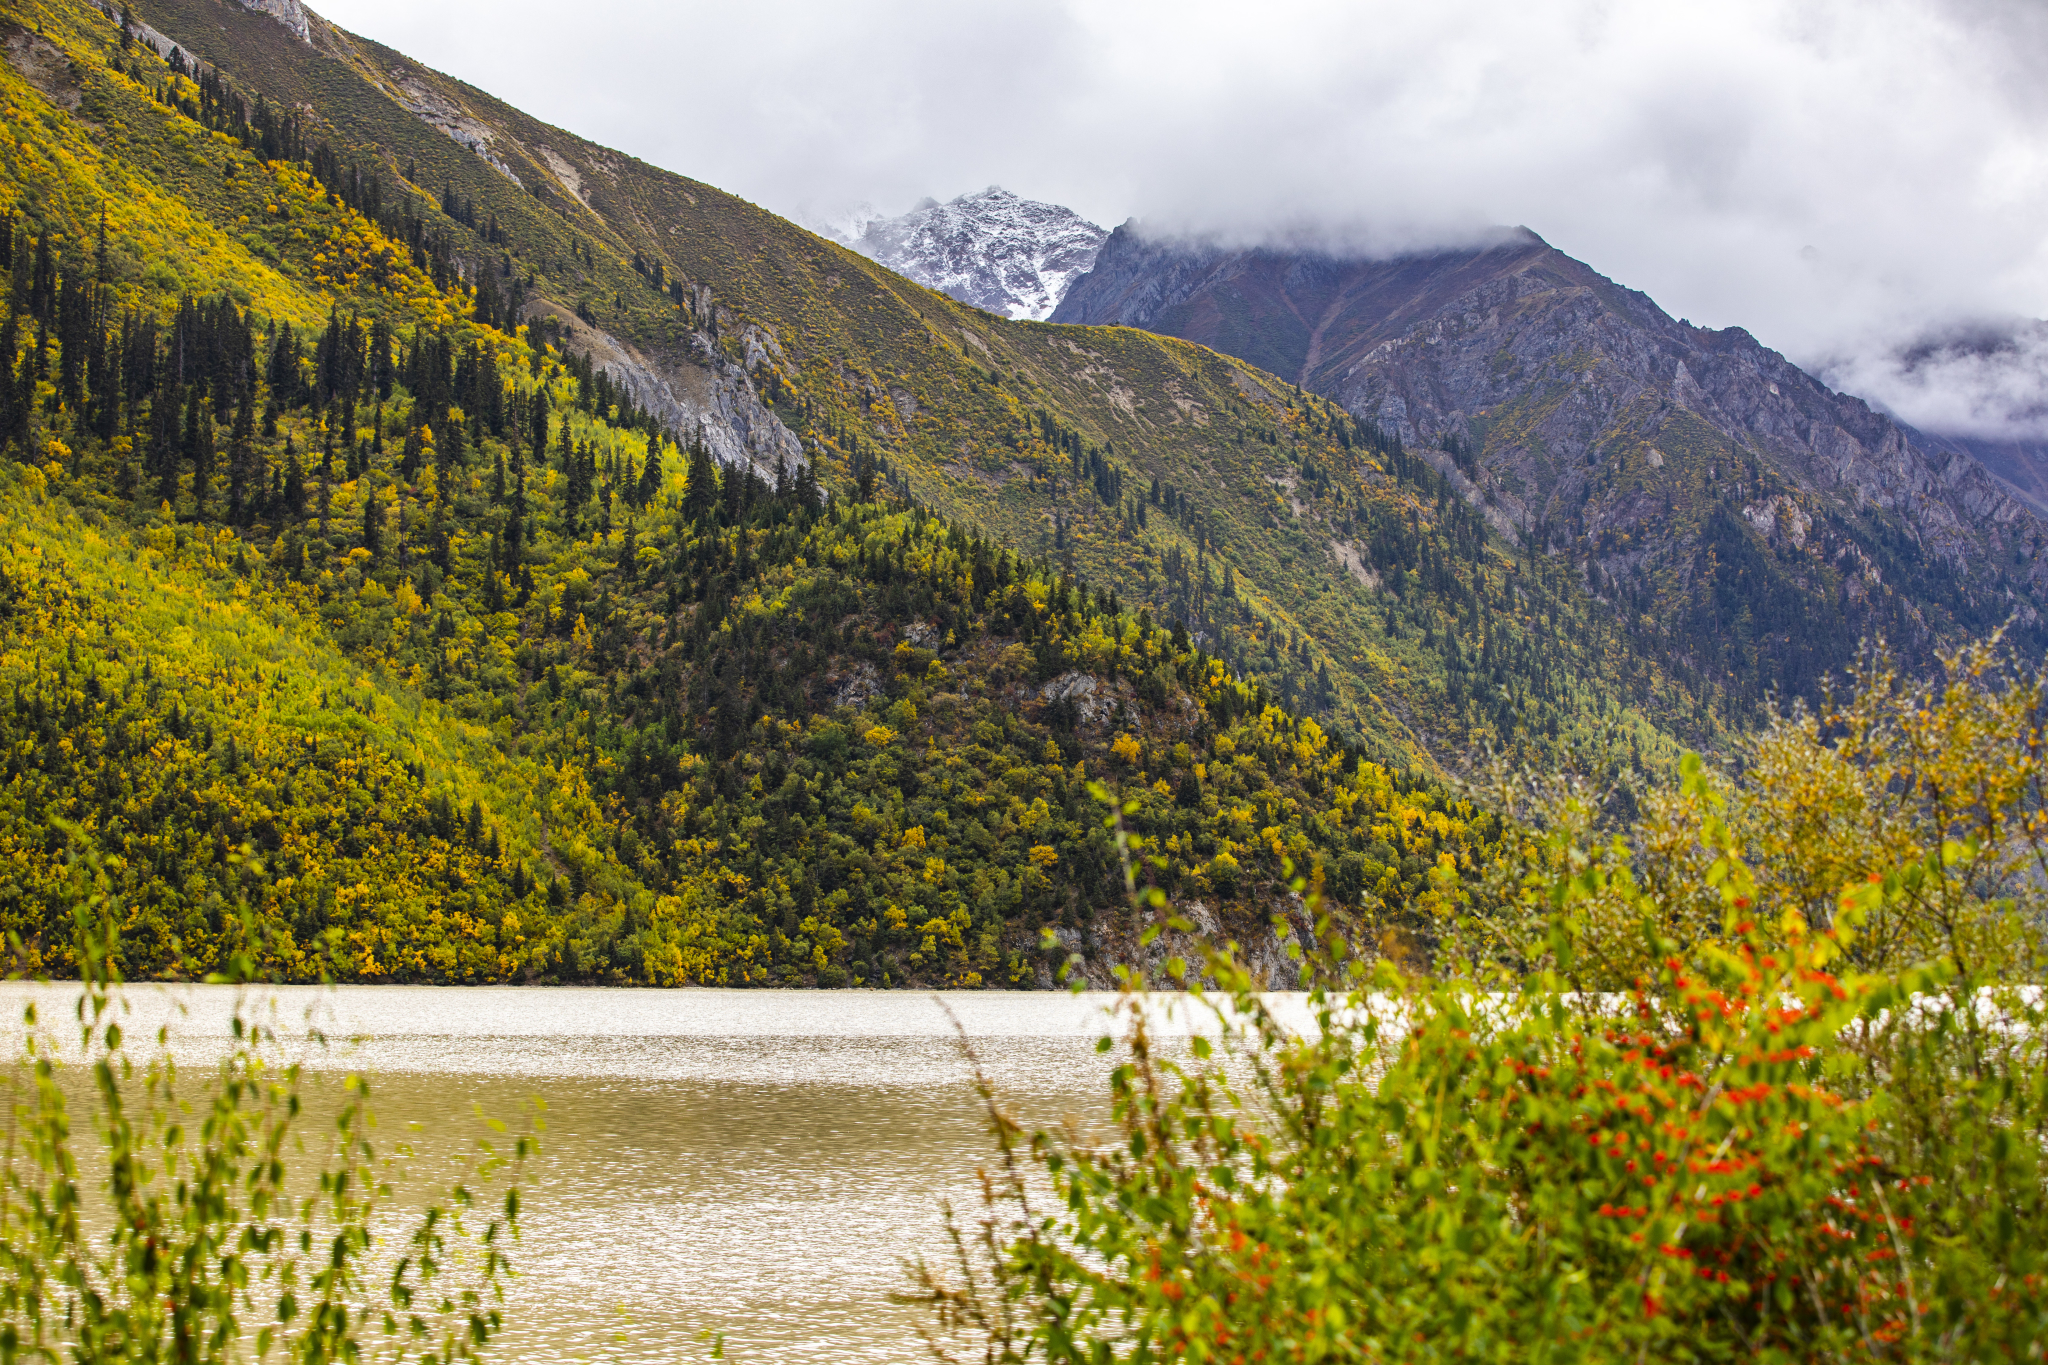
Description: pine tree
684,439,716,522
793,456,821,513
441,415,466,470
227,390,253,525
0,313,17,453
399,425,423,480
634,443,661,508
283,443,306,519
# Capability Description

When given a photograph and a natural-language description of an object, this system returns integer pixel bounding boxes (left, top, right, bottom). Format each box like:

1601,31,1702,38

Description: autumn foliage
914,646,2048,1361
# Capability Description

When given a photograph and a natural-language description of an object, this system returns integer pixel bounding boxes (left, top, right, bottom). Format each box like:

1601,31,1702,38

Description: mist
309,0,2048,439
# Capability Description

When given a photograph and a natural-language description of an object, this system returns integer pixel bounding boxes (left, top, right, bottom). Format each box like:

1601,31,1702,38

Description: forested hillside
107,0,1733,774
0,0,1517,984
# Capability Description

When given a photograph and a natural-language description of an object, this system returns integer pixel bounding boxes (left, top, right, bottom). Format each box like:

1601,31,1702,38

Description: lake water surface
0,985,1238,1364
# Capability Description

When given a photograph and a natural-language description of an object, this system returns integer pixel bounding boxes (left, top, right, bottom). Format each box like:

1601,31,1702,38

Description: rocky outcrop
1037,670,1113,726
1914,429,2048,517
1045,895,1314,991
3,28,80,110
531,304,804,479
231,0,311,43
386,73,524,187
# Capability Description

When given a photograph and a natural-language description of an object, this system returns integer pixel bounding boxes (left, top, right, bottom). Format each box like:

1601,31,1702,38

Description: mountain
829,187,1107,322
1055,224,2048,705
1918,430,2048,515
6,0,1688,987
108,0,1747,771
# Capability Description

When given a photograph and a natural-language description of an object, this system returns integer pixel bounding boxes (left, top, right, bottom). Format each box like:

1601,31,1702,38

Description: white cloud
1823,322,2048,439
311,0,2048,436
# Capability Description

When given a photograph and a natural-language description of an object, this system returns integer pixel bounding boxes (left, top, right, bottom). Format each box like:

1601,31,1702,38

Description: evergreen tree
227,390,253,525
442,414,466,470
399,425,423,481
634,444,661,508
283,442,306,519
529,386,549,461
683,439,716,522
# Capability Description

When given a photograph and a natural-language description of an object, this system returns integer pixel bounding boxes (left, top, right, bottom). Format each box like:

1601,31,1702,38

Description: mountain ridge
1054,222,2047,704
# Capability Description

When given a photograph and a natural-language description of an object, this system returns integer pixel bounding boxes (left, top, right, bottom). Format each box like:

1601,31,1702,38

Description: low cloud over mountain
1824,320,2048,442
319,0,2048,439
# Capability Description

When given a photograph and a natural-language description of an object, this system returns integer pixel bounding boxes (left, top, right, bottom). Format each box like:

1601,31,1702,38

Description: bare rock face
531,304,804,481
1038,671,1112,726
3,29,80,110
832,664,884,711
385,71,524,187
232,0,311,43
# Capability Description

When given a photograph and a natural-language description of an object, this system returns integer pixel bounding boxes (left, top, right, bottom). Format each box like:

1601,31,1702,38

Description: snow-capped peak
838,187,1109,322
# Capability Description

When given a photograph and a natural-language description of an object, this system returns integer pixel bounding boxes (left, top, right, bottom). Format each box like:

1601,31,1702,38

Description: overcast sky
312,0,2048,439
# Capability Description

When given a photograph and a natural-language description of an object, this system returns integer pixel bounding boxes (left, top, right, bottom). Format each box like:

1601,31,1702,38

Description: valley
2,2,2044,1359
0,0,2036,991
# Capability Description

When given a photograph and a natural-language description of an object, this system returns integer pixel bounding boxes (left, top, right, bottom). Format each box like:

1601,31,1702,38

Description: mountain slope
829,186,1108,322
107,0,1740,772
1055,225,2048,705
0,0,1536,986
1918,429,2048,516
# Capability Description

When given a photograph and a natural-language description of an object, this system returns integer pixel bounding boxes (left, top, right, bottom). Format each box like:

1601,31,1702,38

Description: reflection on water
0,986,1256,1364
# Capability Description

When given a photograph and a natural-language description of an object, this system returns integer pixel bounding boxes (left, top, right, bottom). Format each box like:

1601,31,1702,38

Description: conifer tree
442,414,466,471
283,442,306,519
634,443,661,508
227,390,253,525
399,425,423,481
683,438,716,522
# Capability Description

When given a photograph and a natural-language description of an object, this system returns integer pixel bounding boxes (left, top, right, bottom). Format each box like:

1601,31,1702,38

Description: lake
0,984,1240,1364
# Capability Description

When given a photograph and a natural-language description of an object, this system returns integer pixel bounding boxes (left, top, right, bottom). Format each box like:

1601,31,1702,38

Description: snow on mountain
835,187,1108,321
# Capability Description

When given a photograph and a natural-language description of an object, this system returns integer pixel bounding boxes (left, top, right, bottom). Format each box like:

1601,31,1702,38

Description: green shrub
915,643,2048,1361
0,842,539,1362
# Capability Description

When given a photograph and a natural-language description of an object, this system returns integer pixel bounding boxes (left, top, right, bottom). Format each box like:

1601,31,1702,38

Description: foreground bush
0,847,537,1364
917,641,2048,1362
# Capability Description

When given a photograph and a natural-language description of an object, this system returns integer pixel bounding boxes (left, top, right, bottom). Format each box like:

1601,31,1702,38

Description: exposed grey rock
832,664,884,712
1038,671,1112,725
232,0,311,43
385,72,523,187
533,305,804,481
